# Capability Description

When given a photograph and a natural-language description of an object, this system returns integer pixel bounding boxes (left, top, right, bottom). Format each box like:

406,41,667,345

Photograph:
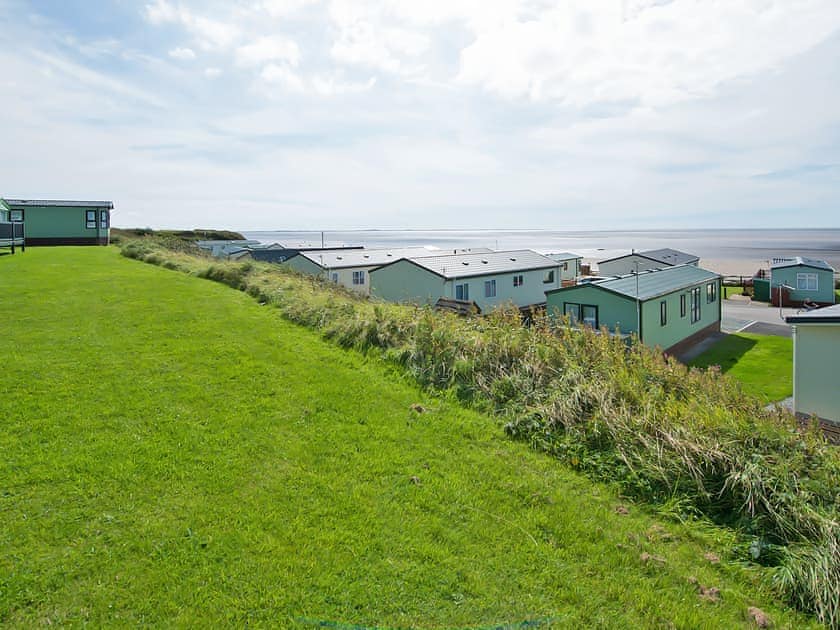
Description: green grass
0,248,816,628
723,286,745,299
689,333,793,402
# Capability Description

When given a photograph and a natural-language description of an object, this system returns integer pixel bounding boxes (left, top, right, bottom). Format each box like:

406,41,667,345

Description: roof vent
336,256,342,260
481,260,488,264
462,261,469,266
386,253,392,256
364,255,370,258
509,257,517,262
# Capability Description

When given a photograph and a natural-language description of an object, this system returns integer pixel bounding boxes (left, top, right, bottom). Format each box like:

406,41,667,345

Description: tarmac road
720,300,795,337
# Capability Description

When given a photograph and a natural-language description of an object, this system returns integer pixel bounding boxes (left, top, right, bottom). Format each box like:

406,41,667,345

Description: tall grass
121,237,840,626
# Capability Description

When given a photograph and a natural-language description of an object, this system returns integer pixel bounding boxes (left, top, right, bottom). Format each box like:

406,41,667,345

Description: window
690,287,701,323
10,209,23,222
796,273,818,291
565,303,598,328
680,294,687,318
331,273,338,283
513,274,524,287
582,305,598,328
352,270,365,285
543,269,555,284
706,282,717,303
660,301,667,326
455,283,469,301
85,210,97,229
99,210,109,229
484,279,497,298
561,262,568,271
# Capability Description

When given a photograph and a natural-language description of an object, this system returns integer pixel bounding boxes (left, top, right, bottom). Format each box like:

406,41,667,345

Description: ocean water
243,228,840,269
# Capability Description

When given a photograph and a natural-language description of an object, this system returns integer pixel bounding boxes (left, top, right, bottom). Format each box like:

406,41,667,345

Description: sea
242,229,840,276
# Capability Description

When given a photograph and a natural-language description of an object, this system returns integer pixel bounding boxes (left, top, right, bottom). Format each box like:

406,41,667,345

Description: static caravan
786,305,840,423
598,248,699,277
281,247,490,296
370,250,562,312
548,252,583,284
769,257,835,306
0,198,25,253
545,265,721,356
5,199,112,245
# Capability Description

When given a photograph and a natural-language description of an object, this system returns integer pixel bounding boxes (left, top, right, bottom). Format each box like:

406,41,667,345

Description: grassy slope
0,248,812,628
689,333,793,403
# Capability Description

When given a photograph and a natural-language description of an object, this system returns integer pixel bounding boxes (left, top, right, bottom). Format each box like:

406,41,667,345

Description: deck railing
0,221,25,253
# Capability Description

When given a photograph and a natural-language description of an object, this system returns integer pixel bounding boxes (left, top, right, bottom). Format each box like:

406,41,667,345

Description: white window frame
706,282,717,303
85,210,97,229
99,210,109,229
352,270,365,285
796,273,818,291
690,287,701,323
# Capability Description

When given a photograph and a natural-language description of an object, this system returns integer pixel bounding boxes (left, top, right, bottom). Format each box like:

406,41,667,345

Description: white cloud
328,0,430,74
311,75,376,95
260,0,321,17
30,49,165,107
235,35,301,67
168,46,196,60
145,0,239,50
260,63,305,91
204,67,222,78
455,0,840,107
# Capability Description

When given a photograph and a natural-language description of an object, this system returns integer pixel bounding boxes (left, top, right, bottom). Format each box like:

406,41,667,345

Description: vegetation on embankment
689,333,793,403
117,236,840,627
111,227,245,242
2,247,818,628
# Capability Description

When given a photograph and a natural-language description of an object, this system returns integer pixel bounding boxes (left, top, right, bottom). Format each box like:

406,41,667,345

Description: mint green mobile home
282,247,445,296
370,250,562,312
4,199,112,245
769,257,835,306
546,265,721,356
0,198,25,253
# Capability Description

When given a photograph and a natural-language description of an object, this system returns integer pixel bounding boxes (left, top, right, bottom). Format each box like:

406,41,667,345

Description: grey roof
547,252,583,261
771,257,834,272
299,247,437,269
786,304,840,324
5,199,114,209
401,249,559,279
599,248,699,266
0,198,9,211
641,248,699,265
548,264,719,301
299,246,493,269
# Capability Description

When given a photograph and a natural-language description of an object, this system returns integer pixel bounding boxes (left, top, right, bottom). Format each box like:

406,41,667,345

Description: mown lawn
689,333,793,403
0,248,812,628
722,286,744,299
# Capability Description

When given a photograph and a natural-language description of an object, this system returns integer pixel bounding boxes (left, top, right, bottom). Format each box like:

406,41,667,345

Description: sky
1,0,839,230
